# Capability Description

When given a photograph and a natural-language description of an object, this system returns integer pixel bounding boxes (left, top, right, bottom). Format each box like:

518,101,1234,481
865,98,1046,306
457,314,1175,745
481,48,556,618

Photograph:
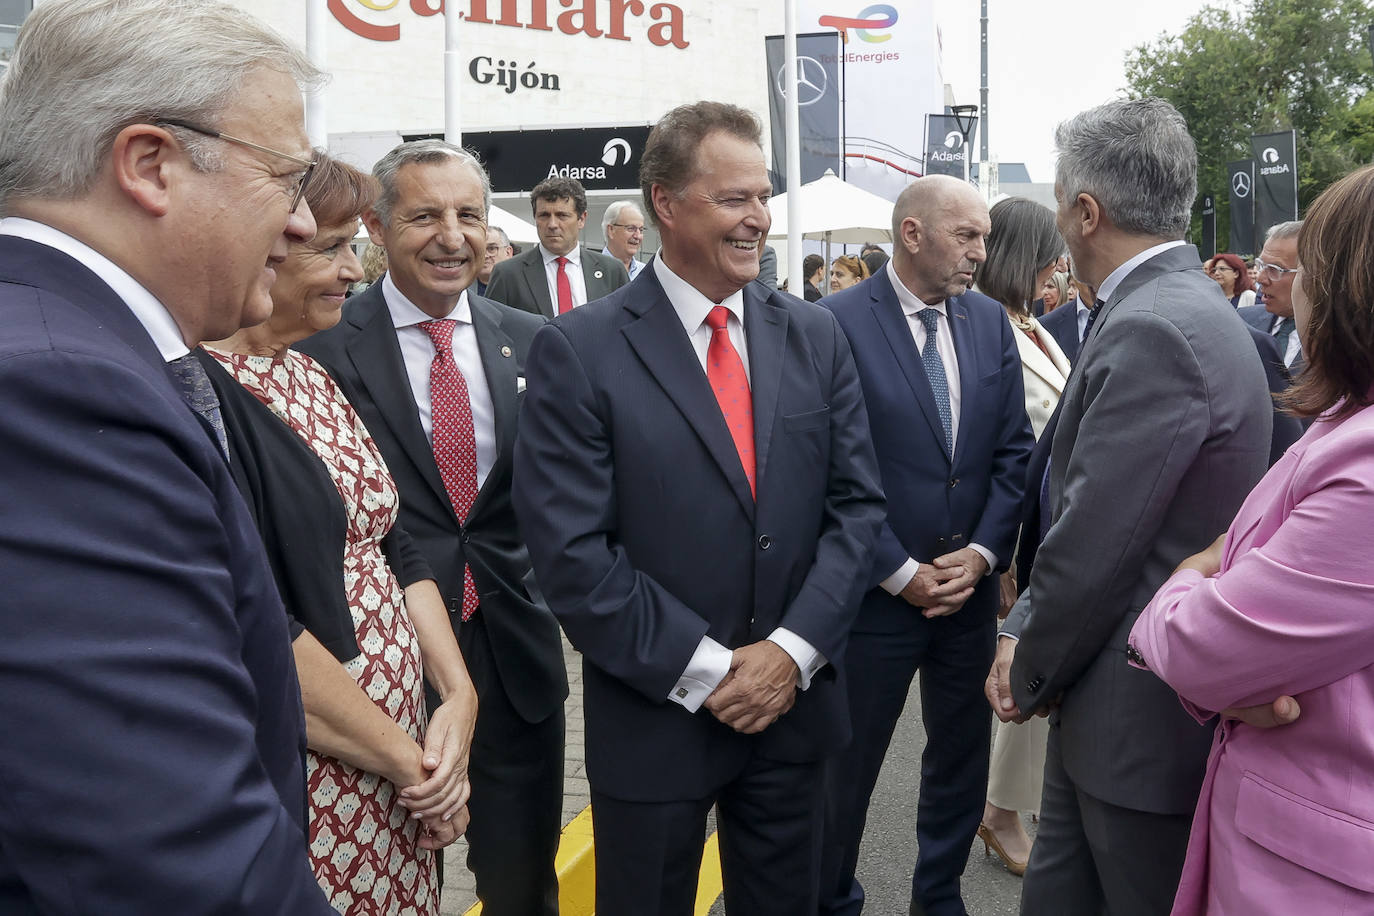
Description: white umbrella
488,204,539,245
766,169,894,294
766,169,895,244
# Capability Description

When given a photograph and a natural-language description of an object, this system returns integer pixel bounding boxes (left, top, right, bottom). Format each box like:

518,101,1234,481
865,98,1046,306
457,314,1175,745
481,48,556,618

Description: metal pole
305,0,327,148
444,0,462,145
784,0,803,296
979,0,989,163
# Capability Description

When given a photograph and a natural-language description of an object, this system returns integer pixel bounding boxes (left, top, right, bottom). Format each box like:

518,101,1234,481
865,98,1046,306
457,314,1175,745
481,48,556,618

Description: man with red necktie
297,139,568,916
513,101,885,916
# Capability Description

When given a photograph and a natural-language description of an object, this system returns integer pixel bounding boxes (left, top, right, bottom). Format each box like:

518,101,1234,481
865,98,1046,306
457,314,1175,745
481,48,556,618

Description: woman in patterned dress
200,152,477,916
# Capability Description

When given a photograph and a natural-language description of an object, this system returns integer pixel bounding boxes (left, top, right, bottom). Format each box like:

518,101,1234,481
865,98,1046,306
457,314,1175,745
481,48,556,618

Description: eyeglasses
157,118,316,213
610,223,645,236
1253,259,1299,281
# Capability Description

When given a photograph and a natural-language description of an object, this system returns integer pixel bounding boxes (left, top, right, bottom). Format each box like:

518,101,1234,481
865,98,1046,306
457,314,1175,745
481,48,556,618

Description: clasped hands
394,698,475,849
900,547,988,618
703,640,799,735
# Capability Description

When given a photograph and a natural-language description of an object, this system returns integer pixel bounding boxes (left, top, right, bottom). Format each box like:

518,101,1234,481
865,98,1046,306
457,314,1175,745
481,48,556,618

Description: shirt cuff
668,635,733,712
998,632,1019,643
880,557,921,596
970,543,998,576
766,628,827,690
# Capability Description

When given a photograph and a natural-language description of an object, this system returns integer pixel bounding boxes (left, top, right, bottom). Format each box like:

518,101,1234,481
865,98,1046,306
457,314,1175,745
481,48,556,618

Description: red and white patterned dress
208,348,439,916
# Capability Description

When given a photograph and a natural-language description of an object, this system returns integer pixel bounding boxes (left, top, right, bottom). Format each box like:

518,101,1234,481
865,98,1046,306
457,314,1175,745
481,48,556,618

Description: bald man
818,176,1033,916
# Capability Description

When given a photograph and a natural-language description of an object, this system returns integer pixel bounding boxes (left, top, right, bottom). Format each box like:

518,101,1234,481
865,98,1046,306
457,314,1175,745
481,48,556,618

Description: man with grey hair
986,97,1273,915
476,224,513,296
601,198,647,280
297,138,568,916
0,0,338,912
1239,220,1305,375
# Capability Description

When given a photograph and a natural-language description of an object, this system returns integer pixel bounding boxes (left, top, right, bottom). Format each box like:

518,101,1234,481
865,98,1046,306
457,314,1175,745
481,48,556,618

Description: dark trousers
592,754,825,916
820,614,996,916
1020,725,1192,916
446,612,565,916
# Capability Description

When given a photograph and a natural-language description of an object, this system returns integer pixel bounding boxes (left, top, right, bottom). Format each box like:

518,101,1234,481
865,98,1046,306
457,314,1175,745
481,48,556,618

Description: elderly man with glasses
601,199,648,280
1239,221,1306,377
0,1,339,913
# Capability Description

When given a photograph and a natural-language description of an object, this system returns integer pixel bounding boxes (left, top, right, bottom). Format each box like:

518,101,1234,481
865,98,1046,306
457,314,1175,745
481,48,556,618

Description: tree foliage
1125,0,1374,251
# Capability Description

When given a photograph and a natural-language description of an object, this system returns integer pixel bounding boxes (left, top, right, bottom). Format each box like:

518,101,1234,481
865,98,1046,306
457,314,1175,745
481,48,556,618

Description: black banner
1251,130,1298,252
402,125,652,194
764,32,842,190
925,114,975,178
1228,159,1255,257
1200,194,1216,256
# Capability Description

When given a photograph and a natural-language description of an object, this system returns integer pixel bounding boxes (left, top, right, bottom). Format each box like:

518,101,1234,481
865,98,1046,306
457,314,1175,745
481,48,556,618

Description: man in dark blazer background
485,175,628,316
0,2,337,912
989,98,1273,916
512,101,884,916
1239,220,1305,378
818,176,1034,916
298,140,568,916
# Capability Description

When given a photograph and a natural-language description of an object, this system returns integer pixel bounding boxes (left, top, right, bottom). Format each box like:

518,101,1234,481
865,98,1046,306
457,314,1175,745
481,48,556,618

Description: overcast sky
930,0,1229,182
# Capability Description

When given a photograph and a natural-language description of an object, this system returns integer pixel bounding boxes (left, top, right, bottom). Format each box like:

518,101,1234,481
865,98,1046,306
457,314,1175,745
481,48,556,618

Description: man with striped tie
513,100,884,916
818,175,1034,916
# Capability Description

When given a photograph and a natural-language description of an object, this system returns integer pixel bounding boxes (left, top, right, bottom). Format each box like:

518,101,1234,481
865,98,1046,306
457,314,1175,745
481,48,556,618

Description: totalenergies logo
818,4,898,43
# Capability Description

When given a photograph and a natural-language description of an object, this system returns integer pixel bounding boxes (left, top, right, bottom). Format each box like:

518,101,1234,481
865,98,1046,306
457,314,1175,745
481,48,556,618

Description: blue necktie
917,308,952,453
1272,316,1296,358
168,352,229,462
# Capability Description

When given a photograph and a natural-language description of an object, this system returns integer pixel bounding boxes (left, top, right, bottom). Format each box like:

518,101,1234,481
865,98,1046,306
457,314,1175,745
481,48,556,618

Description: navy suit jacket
0,238,332,914
821,274,1033,629
512,267,884,802
1039,300,1084,363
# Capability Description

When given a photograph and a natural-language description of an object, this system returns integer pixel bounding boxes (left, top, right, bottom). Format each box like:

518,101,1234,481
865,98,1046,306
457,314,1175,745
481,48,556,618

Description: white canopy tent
767,169,895,294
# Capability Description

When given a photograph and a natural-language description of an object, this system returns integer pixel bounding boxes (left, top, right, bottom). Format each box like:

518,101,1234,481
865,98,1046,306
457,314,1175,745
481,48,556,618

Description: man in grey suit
985,98,1273,916
485,175,628,316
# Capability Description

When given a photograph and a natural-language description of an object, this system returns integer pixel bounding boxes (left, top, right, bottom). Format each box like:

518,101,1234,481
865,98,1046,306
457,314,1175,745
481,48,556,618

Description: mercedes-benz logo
1232,171,1251,198
775,56,828,107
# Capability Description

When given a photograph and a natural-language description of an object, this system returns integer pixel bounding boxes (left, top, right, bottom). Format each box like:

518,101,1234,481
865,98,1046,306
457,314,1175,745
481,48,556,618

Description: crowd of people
3,3,1372,916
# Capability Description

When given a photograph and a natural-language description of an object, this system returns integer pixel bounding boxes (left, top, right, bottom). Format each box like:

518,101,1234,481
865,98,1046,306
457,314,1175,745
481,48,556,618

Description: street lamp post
949,103,979,186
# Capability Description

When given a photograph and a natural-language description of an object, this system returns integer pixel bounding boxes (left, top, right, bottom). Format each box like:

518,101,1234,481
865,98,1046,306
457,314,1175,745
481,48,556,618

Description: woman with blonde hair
829,254,870,290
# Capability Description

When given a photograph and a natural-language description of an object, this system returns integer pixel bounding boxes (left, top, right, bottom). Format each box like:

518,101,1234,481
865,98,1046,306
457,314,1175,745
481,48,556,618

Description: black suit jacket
0,238,332,914
485,244,629,318
297,283,568,724
512,268,885,802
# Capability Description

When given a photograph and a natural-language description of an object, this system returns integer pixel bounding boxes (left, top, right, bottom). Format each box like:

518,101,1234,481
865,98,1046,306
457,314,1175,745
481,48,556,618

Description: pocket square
517,376,527,394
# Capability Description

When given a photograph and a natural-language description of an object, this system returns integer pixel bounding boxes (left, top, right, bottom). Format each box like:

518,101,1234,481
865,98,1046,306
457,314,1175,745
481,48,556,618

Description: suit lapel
948,295,978,461
580,246,610,300
870,275,950,461
1017,324,1069,395
743,286,787,491
343,288,453,515
468,296,517,518
621,277,756,520
523,252,554,318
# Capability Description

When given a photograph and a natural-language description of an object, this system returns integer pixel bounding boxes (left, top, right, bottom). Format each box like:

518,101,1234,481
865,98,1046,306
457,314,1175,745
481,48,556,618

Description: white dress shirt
1267,314,1303,367
540,243,589,311
1074,295,1093,343
0,217,188,362
382,273,497,488
625,257,645,281
652,255,826,712
878,260,997,594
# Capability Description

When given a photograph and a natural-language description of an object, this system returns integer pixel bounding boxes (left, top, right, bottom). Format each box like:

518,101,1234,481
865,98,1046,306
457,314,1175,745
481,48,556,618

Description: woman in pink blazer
1129,164,1374,915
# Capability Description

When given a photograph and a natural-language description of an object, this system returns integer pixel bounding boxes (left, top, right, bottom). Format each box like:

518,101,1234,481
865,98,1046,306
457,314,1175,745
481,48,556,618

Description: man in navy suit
819,176,1034,916
512,101,884,916
1239,220,1305,378
0,2,337,913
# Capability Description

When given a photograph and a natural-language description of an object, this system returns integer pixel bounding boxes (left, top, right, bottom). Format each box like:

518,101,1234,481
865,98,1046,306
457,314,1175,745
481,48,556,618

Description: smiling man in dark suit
818,176,1033,916
485,175,628,316
512,101,884,916
297,139,568,916
0,1,338,912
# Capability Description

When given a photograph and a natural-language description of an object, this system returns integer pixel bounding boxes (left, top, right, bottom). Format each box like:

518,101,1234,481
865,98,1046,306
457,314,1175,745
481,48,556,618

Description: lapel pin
500,345,512,358
593,269,604,279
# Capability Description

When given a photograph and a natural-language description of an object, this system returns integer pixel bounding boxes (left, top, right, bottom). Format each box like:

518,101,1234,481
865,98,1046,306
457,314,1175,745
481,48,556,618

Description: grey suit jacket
1006,244,1272,814
484,244,629,318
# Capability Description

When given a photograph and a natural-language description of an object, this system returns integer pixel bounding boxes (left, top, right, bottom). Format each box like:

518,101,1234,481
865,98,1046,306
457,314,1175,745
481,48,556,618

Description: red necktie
705,306,755,497
555,255,574,315
421,319,480,620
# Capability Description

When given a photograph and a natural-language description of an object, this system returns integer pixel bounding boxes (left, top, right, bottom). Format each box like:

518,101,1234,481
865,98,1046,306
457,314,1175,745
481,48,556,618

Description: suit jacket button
758,535,772,550
948,478,959,488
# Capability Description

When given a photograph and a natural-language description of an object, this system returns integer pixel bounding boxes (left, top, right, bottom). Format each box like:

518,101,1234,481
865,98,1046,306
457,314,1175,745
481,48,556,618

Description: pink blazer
1130,402,1374,915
